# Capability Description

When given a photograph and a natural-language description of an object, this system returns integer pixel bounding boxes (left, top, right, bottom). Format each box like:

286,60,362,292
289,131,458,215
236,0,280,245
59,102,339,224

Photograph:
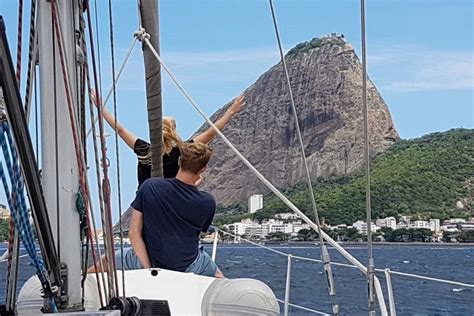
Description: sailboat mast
139,0,163,177
37,0,83,310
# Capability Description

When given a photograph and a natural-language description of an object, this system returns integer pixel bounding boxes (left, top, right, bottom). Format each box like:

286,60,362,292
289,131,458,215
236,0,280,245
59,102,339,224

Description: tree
458,230,474,243
267,232,290,241
297,229,313,241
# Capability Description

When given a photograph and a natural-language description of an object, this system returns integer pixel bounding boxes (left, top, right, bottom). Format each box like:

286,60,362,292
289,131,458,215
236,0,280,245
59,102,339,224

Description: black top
131,178,216,271
133,138,192,188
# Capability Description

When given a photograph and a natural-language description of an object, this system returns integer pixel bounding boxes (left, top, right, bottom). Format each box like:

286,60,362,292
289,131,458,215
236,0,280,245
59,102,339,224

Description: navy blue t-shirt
131,177,215,272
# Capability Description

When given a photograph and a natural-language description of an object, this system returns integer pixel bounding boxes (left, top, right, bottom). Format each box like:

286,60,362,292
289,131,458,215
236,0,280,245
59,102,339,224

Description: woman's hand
226,94,245,116
89,89,101,107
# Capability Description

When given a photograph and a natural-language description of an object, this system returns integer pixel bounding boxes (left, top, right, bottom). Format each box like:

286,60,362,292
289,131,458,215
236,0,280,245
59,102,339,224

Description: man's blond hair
178,142,212,174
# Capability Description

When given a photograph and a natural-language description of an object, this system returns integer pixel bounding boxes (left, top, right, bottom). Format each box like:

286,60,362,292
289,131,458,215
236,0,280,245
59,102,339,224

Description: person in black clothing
91,90,245,188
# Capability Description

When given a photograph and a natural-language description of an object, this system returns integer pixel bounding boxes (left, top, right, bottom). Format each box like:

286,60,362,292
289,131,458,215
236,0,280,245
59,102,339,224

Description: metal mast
37,0,83,310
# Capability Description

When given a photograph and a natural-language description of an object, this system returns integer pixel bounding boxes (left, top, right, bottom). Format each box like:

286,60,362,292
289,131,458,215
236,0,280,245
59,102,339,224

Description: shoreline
216,241,474,247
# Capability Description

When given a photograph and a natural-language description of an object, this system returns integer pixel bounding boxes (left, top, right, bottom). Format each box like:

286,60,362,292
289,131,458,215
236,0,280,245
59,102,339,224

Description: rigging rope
267,1,339,314
107,0,126,297
15,0,23,85
5,0,26,308
24,0,37,122
93,0,104,106
85,1,119,300
135,30,388,315
359,1,376,314
0,123,50,289
85,69,108,306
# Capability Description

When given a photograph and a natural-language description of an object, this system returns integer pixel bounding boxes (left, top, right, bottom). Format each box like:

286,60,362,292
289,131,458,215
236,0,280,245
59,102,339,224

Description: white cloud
368,44,473,92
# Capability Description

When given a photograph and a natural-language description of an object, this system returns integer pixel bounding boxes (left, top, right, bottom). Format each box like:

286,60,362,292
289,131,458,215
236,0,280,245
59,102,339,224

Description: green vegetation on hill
215,129,474,225
0,219,9,242
287,36,346,57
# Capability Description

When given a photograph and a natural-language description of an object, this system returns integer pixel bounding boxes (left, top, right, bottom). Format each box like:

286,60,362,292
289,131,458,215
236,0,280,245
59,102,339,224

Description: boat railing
211,227,474,316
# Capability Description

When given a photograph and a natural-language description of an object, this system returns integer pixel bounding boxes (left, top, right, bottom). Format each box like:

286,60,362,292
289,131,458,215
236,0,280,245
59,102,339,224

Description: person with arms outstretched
91,90,244,188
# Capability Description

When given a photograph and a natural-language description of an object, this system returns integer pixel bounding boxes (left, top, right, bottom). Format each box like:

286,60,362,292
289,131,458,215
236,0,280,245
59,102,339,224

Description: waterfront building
269,224,286,234
291,222,310,234
458,222,474,231
449,218,466,224
245,224,265,238
0,206,10,220
248,194,263,214
352,220,379,235
375,217,397,230
429,219,440,232
412,220,430,229
441,224,459,232
226,218,255,236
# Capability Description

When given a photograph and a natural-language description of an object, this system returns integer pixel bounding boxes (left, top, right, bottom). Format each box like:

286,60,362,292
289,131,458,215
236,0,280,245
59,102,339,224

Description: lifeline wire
107,0,126,297
359,1,376,314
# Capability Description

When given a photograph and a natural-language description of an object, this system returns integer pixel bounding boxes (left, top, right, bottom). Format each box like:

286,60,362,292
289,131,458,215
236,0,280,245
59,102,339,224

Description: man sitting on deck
89,142,223,278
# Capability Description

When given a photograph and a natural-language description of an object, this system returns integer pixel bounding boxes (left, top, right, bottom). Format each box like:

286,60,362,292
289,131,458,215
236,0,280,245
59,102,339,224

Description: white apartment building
429,219,440,232
269,224,286,234
0,207,10,220
441,224,459,232
274,213,300,221
375,217,397,230
412,220,431,229
458,223,474,231
245,224,266,238
226,218,255,236
353,220,379,235
449,218,466,224
248,194,263,214
291,223,310,234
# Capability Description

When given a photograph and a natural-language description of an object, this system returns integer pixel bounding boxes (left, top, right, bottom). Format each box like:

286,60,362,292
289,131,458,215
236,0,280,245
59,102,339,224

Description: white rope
276,299,330,315
85,37,138,139
136,29,388,315
385,270,474,288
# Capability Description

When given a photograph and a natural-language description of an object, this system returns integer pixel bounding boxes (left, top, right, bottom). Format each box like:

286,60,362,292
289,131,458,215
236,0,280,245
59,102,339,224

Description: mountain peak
286,33,351,57
196,34,398,205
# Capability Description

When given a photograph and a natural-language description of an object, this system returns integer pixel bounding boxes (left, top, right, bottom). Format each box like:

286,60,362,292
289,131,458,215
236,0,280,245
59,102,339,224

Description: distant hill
195,34,398,205
215,129,474,225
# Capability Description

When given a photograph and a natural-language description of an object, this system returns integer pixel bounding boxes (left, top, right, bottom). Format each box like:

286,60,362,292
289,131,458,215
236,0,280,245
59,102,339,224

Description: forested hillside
215,129,473,225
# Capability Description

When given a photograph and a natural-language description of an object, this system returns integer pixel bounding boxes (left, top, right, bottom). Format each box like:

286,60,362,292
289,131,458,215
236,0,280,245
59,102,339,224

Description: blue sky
0,0,473,223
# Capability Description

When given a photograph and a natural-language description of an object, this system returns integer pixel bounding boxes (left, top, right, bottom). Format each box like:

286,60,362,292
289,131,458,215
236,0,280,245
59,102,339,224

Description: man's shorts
114,247,144,270
114,246,218,277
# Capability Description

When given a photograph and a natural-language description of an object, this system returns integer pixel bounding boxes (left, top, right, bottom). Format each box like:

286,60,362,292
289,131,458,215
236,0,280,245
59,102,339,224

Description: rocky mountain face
196,36,399,206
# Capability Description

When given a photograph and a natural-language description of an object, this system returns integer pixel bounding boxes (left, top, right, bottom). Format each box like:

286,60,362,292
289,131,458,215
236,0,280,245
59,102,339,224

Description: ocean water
1,243,473,315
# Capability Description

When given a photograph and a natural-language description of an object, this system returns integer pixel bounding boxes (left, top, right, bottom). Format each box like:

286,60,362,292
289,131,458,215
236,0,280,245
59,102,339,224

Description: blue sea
1,243,473,315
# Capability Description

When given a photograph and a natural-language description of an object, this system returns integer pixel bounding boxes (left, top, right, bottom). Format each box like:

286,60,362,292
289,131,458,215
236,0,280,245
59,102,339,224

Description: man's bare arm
129,208,151,268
